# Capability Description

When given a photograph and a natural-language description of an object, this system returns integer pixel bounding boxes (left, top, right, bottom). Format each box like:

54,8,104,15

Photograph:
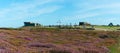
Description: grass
70,25,120,31
1,25,120,31
109,35,120,53
94,26,120,31
109,45,120,53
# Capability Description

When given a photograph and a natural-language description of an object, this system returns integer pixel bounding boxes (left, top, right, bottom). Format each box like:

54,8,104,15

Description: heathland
0,27,119,53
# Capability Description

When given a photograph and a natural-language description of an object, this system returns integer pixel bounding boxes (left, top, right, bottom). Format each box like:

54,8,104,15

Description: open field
76,25,120,31
94,26,120,31
0,27,118,53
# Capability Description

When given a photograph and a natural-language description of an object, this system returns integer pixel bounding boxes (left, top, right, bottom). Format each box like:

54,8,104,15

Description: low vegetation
0,27,118,53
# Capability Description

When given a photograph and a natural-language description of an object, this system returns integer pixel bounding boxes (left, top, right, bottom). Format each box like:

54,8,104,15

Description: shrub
49,49,71,53
99,35,109,39
27,43,56,48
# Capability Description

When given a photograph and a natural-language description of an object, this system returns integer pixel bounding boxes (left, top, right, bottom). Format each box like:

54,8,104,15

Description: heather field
0,0,120,53
0,28,119,53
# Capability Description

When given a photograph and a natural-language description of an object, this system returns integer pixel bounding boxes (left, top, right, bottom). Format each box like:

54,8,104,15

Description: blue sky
0,0,120,27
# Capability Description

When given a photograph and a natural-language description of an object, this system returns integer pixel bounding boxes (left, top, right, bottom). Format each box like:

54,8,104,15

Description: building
108,23,113,26
79,22,91,26
24,22,41,27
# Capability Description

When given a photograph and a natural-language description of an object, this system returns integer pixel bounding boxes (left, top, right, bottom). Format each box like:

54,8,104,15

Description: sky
0,0,120,27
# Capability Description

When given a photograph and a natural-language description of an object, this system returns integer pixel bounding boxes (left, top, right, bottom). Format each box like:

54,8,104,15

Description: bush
49,49,71,53
99,35,109,39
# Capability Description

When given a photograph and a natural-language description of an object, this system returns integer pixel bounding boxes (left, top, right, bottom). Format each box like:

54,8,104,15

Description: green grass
109,44,120,53
109,35,120,53
94,26,120,31
75,25,120,31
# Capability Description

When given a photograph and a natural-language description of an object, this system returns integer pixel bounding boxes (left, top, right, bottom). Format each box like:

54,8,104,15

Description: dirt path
95,28,108,31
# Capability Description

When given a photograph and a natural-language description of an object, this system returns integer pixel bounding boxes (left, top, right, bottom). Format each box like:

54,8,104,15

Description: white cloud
0,0,62,21
57,0,120,24
61,13,100,22
64,1,120,22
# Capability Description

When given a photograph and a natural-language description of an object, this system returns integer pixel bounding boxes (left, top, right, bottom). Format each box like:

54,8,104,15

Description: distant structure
116,24,120,26
24,22,41,27
108,23,113,26
79,22,91,26
57,20,62,28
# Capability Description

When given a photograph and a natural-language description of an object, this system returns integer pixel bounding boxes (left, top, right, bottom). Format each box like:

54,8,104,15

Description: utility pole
70,23,72,29
57,20,61,28
74,23,77,29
